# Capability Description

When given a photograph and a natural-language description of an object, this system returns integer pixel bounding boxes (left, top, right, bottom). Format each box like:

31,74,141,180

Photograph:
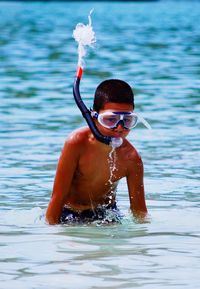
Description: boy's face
96,102,134,139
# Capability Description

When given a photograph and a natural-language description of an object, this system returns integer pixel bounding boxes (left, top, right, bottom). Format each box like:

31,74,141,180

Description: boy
46,79,148,225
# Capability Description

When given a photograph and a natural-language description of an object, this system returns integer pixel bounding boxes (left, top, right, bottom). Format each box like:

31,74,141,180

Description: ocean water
0,1,200,288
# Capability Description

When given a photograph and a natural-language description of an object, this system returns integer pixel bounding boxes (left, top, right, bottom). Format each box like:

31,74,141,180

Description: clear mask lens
98,112,138,129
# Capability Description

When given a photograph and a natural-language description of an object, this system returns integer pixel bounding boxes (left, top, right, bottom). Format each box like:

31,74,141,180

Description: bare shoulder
65,127,91,146
118,139,143,171
61,127,91,157
119,139,142,161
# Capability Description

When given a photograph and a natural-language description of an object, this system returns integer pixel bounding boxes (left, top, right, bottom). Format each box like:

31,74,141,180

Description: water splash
73,10,96,67
94,209,123,226
1,207,45,227
107,147,117,185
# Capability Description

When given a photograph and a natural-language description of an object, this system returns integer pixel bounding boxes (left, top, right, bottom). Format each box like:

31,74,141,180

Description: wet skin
46,103,147,224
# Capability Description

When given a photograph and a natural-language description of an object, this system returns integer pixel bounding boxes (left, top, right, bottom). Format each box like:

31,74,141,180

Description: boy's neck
90,132,116,153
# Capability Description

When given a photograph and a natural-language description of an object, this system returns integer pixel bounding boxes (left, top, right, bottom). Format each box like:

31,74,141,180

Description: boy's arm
126,153,148,218
45,139,80,225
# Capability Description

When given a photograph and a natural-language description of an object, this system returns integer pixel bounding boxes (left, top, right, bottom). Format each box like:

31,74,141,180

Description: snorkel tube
73,66,112,146
73,11,123,148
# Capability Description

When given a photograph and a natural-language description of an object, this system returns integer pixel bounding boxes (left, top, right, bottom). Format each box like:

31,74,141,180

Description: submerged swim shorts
60,203,122,224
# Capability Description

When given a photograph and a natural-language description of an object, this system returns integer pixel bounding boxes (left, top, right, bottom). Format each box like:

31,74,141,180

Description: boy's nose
115,122,125,131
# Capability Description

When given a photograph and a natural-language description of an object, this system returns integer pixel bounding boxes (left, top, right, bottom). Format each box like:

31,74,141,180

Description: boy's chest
77,150,127,183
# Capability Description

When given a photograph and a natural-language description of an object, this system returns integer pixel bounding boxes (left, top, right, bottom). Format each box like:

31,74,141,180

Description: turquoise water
1,1,200,288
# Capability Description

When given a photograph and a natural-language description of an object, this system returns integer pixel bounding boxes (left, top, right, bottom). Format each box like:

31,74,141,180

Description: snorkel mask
91,111,138,130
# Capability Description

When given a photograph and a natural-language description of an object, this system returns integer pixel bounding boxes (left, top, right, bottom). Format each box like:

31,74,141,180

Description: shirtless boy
46,79,148,225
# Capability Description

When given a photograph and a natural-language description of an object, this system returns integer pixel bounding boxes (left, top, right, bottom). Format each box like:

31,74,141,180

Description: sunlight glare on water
0,1,200,288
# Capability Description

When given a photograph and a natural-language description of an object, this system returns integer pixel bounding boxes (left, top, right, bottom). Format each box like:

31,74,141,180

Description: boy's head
93,79,134,112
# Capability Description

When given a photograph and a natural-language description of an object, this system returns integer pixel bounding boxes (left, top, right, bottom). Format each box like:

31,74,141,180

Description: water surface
0,1,200,288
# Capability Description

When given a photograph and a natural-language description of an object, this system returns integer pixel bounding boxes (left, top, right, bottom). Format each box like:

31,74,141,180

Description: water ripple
1,1,200,288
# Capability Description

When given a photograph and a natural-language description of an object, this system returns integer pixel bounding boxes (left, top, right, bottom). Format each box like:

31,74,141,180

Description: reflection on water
0,1,200,288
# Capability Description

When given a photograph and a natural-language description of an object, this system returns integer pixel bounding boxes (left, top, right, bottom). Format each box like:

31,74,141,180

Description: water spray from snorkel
73,10,123,148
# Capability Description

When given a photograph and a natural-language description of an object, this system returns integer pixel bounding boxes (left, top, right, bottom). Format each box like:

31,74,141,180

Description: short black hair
93,79,134,112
